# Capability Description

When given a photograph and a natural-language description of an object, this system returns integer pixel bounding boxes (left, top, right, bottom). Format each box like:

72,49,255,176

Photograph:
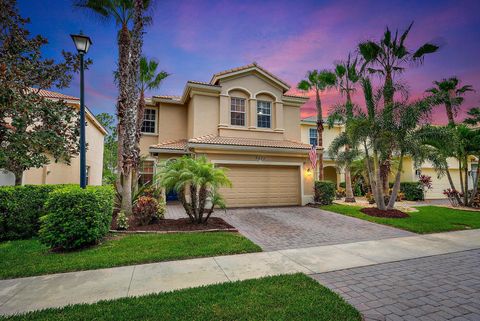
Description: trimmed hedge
400,182,424,201
314,181,335,205
0,185,68,241
39,186,114,250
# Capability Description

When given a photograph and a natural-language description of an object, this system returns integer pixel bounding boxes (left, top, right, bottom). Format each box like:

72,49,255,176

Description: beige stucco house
0,89,107,186
139,63,317,207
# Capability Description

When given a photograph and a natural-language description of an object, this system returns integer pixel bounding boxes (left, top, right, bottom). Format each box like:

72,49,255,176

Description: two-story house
138,63,317,207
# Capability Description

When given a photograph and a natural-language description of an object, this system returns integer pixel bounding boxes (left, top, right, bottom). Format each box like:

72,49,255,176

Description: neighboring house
138,63,316,207
300,118,478,199
0,89,107,186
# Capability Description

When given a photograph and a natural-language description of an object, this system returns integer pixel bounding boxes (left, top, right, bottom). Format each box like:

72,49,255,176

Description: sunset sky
19,0,480,124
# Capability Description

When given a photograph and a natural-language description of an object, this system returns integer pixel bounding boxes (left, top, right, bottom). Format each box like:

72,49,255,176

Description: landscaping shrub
314,181,335,205
116,211,129,230
400,182,424,201
39,186,114,250
0,185,67,240
133,196,162,226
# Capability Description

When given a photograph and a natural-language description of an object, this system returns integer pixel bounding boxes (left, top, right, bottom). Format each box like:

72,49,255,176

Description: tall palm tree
334,54,360,202
76,0,150,215
297,70,336,180
426,77,474,125
133,56,169,188
358,22,439,194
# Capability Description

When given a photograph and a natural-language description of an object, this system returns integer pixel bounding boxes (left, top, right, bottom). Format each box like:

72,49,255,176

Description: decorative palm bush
157,156,231,223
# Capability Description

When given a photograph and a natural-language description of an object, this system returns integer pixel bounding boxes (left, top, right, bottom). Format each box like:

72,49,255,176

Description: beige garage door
219,164,300,207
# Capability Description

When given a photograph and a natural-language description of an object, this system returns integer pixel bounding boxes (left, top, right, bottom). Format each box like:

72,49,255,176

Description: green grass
0,274,361,321
321,204,480,234
0,232,261,279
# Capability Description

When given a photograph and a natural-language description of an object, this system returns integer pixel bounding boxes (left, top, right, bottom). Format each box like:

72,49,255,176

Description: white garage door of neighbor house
219,164,301,207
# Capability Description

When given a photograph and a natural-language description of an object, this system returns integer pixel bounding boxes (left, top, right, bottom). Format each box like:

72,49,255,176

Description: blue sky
19,0,480,123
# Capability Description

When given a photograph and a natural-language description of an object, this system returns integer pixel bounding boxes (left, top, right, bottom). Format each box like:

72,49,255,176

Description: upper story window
230,97,246,126
141,109,157,134
309,128,317,146
257,100,271,128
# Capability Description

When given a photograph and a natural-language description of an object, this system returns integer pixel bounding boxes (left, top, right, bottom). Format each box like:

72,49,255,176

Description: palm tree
426,77,474,125
464,107,480,205
297,70,336,180
76,0,150,215
333,54,361,202
358,22,439,194
157,156,232,223
133,56,169,188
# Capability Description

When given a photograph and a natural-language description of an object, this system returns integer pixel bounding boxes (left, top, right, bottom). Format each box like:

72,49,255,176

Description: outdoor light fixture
70,32,92,189
70,33,92,54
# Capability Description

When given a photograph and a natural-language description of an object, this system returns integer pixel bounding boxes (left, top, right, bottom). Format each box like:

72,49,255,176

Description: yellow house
138,63,318,207
0,89,107,186
300,119,479,199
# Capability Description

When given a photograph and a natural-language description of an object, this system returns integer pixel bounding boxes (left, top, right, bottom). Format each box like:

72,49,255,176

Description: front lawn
0,274,361,321
321,204,480,234
0,232,261,279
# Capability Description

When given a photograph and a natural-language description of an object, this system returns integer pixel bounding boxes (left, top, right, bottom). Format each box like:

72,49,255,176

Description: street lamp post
70,33,92,189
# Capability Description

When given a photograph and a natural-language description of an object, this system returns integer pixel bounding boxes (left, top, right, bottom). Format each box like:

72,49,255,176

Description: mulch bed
360,207,410,218
111,215,236,233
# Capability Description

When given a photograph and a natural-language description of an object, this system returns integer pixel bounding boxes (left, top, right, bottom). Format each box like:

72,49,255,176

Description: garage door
219,164,300,207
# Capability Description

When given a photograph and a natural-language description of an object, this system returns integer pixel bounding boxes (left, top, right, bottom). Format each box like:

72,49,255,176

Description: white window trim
309,128,317,145
257,100,272,129
141,108,158,135
230,97,246,127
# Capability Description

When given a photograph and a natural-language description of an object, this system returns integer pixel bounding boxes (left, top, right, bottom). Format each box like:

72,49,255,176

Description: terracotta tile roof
187,80,221,87
210,63,291,89
150,139,187,150
153,95,182,100
29,88,79,101
283,93,309,99
189,135,312,150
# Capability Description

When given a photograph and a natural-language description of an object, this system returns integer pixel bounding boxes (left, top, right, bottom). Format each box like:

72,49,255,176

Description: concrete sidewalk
1,229,479,316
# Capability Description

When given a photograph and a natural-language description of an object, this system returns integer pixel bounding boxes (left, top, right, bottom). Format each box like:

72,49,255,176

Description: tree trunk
197,185,208,222
445,167,463,206
178,189,194,222
121,169,133,215
387,153,404,210
469,157,480,206
190,184,198,222
364,141,376,194
316,89,324,180
373,151,386,210
14,171,23,186
380,159,390,195
344,158,355,202
459,159,465,196
464,155,469,206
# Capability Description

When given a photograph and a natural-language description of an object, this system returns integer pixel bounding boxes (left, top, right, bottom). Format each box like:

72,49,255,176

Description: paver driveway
313,249,480,321
167,205,414,251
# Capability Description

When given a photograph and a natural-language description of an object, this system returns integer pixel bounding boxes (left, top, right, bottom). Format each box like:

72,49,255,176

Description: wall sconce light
305,168,313,177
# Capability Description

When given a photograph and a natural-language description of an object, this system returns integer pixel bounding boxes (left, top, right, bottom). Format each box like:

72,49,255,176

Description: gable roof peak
210,63,291,92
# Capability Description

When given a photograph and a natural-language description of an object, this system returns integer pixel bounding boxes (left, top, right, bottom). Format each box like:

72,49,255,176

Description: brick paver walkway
313,249,480,321
167,205,414,251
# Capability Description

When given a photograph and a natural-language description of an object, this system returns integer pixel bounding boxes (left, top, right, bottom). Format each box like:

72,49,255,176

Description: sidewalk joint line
276,251,315,275
126,266,136,296
213,257,231,282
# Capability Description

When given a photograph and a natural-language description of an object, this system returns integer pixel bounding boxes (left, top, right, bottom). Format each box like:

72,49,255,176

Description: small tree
0,0,88,184
418,174,433,199
157,156,231,223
